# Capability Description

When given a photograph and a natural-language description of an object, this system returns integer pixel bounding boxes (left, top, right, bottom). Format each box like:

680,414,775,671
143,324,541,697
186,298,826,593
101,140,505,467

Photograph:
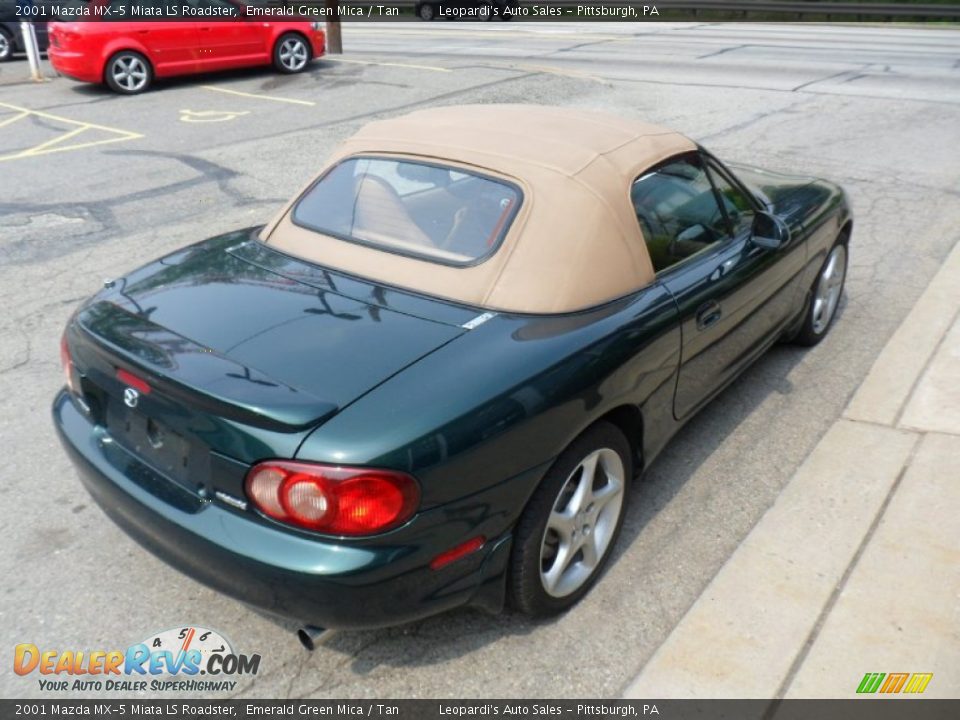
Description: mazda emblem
123,387,139,408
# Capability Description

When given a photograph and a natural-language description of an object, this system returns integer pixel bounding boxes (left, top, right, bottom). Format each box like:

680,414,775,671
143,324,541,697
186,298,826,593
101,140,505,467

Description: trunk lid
66,230,472,506
72,231,467,434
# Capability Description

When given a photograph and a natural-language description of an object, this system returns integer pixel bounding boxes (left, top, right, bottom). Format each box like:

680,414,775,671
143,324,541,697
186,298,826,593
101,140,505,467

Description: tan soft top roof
264,104,696,314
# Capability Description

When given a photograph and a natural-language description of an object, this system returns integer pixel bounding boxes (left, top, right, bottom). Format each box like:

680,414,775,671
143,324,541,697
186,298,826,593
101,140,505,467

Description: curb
623,238,960,699
845,240,960,427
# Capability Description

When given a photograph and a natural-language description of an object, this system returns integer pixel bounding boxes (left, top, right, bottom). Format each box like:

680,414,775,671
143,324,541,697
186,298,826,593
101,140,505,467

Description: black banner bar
13,0,960,23
2,700,959,720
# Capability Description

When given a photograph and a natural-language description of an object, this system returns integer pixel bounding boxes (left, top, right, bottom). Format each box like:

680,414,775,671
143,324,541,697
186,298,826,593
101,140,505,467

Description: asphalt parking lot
2,22,959,699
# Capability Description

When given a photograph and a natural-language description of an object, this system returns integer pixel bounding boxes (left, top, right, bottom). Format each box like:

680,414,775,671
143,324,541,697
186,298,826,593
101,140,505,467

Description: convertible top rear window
292,157,522,266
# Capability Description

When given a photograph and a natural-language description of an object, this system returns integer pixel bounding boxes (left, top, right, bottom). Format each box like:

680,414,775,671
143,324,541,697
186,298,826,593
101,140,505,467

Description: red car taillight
50,27,76,48
60,332,76,393
245,461,419,536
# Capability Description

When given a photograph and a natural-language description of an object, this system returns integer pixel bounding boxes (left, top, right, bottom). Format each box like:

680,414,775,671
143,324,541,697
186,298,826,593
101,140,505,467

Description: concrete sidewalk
624,238,960,701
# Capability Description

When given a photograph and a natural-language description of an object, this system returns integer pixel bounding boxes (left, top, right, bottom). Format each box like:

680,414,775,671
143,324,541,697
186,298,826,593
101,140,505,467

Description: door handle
696,300,722,330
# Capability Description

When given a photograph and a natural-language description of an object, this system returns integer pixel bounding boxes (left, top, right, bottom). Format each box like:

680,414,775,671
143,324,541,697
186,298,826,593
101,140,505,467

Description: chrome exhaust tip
297,625,333,651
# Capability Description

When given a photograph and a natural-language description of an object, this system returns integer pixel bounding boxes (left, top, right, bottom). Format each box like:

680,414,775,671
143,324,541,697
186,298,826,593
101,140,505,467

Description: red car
48,0,325,94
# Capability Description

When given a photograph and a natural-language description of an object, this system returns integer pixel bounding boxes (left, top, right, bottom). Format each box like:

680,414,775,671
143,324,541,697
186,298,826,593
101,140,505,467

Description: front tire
509,422,632,617
273,33,310,74
418,3,436,21
104,51,152,95
0,28,16,62
793,236,848,346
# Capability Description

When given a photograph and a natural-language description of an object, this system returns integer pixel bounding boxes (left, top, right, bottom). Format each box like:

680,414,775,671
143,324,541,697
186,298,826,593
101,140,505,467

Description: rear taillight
52,28,79,45
60,333,76,393
245,461,419,536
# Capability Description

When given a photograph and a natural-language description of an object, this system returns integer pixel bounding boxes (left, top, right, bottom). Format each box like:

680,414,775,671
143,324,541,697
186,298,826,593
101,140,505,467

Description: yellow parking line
201,85,316,106
180,109,251,123
482,61,608,85
323,57,452,73
0,130,141,162
0,111,29,129
0,101,143,139
18,136,142,158
21,126,87,155
0,101,142,163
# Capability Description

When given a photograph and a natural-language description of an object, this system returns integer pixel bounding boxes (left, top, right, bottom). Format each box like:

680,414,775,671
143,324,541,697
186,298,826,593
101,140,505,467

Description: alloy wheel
278,38,308,72
811,244,847,334
539,447,625,598
0,33,11,61
111,55,148,93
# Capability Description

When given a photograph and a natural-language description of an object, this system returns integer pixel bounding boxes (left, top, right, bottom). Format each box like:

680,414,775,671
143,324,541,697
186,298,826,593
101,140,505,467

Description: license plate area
106,400,194,491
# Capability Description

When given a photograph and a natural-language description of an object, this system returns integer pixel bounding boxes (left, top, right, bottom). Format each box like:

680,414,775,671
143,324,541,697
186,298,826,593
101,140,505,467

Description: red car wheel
273,33,311,74
104,50,153,95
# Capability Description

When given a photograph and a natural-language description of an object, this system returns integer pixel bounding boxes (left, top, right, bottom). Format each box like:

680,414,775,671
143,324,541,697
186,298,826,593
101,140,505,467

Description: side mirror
751,211,790,250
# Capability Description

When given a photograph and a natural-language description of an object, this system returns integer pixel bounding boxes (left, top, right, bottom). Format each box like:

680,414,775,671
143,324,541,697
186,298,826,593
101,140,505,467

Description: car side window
631,156,731,273
706,162,755,237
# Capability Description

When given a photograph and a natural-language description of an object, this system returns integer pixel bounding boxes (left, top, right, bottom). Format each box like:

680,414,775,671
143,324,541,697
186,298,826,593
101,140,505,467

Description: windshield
292,157,522,266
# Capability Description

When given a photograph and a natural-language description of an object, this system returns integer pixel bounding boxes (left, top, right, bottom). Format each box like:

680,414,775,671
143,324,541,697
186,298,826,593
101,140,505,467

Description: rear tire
418,3,436,21
509,422,632,617
104,51,152,95
0,28,15,62
273,33,310,74
792,234,848,346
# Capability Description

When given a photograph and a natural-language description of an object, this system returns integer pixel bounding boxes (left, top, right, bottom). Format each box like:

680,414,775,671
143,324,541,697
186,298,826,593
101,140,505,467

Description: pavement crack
697,44,747,60
546,38,621,56
697,97,811,142
104,149,259,206
791,66,869,92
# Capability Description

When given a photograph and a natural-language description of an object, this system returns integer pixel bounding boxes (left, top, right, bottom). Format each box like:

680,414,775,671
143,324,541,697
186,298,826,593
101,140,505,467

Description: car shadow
53,60,381,99
610,340,812,564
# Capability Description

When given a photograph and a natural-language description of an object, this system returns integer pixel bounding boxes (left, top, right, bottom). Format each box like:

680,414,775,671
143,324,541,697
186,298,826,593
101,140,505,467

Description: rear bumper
48,47,101,83
53,391,524,629
309,30,325,58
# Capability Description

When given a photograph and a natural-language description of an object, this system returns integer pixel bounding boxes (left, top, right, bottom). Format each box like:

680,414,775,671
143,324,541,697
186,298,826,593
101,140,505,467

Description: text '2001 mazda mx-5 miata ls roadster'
55,105,851,639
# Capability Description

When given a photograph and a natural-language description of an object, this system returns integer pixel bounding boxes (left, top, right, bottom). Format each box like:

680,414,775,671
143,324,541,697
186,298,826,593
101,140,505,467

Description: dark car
54,105,851,638
415,0,519,21
0,0,49,62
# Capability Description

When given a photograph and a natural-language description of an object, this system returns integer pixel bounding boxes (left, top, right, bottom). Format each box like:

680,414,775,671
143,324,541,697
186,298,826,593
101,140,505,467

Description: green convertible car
55,105,851,642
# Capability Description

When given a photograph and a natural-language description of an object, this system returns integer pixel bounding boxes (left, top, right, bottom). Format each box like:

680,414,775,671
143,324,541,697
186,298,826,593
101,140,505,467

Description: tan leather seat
353,175,433,248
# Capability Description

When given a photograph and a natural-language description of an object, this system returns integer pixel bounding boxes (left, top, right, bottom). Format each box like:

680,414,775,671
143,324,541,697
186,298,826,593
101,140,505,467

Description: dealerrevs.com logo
13,626,260,693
